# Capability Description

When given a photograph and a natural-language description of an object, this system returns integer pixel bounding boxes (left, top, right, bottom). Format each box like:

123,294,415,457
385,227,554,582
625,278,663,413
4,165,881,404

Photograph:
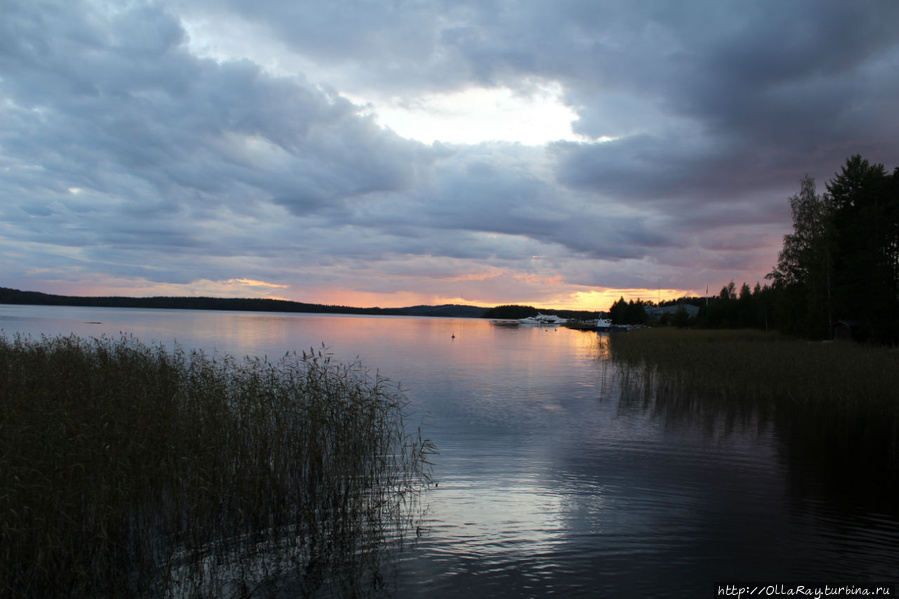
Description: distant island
0,286,497,318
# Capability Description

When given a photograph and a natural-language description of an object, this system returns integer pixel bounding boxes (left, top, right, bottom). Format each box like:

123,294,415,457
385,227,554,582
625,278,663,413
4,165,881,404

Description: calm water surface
2,305,897,597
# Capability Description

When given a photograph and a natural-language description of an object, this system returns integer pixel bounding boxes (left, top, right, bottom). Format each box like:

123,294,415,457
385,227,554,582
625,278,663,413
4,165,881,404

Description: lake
2,304,897,597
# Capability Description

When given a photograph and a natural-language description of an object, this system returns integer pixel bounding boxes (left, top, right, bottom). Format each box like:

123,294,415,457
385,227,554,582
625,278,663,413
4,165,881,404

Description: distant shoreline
0,286,492,318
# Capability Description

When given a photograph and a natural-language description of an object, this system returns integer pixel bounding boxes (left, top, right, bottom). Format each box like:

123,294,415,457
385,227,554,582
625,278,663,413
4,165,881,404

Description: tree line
767,155,898,344
612,155,899,344
608,284,775,330
0,287,405,316
482,305,599,320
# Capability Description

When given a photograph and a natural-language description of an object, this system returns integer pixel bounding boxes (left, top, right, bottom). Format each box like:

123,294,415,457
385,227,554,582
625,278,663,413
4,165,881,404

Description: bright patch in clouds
355,84,591,145
228,278,289,289
181,17,595,146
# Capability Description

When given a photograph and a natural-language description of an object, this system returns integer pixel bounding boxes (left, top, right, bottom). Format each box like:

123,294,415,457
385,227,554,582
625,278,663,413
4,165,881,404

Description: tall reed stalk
0,334,434,598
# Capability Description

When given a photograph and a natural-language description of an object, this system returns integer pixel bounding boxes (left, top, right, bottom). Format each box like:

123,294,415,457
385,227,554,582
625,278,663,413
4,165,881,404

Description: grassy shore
607,328,899,467
0,334,434,599
608,328,899,405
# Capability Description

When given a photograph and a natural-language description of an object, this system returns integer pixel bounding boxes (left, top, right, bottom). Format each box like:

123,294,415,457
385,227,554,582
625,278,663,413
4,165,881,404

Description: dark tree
826,156,899,343
608,297,648,325
763,156,899,343
767,175,833,338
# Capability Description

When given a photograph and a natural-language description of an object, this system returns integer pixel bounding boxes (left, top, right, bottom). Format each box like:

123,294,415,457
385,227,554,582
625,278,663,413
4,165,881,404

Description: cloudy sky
2,0,898,310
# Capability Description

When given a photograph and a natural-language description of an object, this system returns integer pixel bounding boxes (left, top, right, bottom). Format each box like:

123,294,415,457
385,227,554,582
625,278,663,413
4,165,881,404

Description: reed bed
0,334,434,599
607,329,899,465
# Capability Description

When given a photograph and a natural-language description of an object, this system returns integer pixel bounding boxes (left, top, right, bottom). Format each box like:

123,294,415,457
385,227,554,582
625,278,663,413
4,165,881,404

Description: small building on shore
832,320,859,341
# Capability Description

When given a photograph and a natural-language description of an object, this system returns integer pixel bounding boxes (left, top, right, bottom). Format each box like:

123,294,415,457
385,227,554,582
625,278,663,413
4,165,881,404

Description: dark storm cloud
0,1,427,250
552,0,899,203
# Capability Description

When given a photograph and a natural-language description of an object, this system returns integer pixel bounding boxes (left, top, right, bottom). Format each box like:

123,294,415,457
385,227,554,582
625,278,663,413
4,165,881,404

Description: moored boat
595,318,628,332
518,313,568,325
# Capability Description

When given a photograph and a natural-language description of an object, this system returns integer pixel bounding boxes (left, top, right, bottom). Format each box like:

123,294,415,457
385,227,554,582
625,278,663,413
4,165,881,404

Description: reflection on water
609,337,899,589
2,305,898,597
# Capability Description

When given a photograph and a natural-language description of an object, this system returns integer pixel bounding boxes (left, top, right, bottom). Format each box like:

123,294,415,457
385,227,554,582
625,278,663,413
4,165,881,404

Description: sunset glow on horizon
25,276,702,314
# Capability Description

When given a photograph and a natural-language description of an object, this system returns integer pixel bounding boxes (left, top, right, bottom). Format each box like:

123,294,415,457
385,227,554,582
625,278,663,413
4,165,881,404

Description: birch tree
768,175,832,337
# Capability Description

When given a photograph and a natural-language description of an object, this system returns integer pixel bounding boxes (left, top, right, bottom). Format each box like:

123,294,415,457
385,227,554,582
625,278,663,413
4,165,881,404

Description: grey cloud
0,0,430,245
550,134,748,204
322,144,686,267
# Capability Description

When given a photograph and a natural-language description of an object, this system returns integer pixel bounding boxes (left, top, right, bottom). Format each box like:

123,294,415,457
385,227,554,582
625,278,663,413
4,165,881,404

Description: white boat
595,318,628,332
518,313,568,325
595,318,614,331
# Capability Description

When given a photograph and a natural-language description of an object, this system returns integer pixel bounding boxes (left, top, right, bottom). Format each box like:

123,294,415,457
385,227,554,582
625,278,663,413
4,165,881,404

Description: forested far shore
0,287,601,319
0,287,497,317
0,286,406,315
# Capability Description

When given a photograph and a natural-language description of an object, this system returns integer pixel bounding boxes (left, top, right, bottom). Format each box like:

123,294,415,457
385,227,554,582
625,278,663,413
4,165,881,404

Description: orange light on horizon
275,283,708,312
28,278,706,313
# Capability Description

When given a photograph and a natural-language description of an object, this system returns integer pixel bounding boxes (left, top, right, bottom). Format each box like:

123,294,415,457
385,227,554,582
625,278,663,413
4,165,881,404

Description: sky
2,0,899,311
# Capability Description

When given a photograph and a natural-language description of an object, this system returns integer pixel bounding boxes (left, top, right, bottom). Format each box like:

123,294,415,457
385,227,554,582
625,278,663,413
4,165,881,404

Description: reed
607,329,899,465
0,334,434,598
609,329,899,405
